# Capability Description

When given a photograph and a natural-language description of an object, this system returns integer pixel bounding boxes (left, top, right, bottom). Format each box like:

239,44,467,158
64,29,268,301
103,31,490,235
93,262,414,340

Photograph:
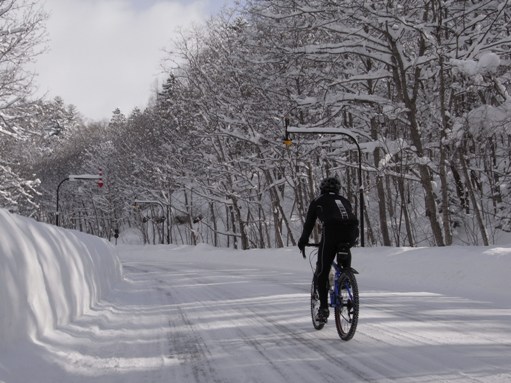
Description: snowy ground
1,209,511,382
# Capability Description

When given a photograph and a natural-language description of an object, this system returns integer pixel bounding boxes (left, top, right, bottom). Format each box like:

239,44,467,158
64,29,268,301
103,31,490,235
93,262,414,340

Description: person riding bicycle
298,176,359,323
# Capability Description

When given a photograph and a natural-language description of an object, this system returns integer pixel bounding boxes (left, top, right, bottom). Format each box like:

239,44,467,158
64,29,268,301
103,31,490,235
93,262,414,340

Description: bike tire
334,270,359,341
310,277,325,330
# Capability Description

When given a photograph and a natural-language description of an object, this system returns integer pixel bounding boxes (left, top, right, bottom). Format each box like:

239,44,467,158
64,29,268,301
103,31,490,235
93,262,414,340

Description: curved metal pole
285,123,365,247
133,200,167,244
350,139,365,247
56,177,69,227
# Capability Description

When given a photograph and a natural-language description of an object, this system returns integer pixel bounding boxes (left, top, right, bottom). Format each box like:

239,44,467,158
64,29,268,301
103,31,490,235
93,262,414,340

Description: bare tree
0,0,47,138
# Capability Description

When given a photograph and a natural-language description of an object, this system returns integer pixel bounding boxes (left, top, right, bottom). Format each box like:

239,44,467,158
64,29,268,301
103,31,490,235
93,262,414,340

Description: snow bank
0,209,122,344
355,245,511,306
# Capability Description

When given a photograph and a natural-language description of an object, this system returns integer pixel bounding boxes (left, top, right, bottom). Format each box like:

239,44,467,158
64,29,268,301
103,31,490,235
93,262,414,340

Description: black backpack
319,194,359,244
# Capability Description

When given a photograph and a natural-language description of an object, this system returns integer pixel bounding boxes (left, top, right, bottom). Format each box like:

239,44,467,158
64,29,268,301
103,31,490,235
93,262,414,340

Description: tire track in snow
153,270,225,383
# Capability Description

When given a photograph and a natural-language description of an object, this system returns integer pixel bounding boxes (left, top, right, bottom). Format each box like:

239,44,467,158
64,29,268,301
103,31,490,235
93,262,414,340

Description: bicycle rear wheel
310,277,325,330
334,270,359,341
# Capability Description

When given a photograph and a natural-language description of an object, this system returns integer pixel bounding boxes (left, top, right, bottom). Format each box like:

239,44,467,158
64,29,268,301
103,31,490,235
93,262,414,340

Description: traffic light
98,168,104,188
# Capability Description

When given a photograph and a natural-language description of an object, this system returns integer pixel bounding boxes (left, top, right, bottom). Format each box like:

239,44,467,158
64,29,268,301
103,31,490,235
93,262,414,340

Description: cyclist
298,176,359,323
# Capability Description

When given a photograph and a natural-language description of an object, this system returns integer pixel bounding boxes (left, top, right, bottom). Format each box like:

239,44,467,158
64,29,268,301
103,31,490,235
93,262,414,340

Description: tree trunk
459,150,489,245
371,120,391,245
210,202,218,247
397,175,415,246
230,195,249,250
387,31,445,246
437,46,453,245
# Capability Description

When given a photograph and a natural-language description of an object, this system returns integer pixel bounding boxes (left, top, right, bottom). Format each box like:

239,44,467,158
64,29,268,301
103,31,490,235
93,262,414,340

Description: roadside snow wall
0,209,122,344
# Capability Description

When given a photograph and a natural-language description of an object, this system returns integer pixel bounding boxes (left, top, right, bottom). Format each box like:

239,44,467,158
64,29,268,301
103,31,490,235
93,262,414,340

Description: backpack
322,194,359,244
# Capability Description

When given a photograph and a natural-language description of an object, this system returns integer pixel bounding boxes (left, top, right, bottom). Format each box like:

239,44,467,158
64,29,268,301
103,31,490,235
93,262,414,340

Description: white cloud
33,0,215,121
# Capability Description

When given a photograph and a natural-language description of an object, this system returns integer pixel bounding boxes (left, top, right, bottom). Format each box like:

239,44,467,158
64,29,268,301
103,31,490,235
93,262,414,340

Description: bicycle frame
329,260,354,308
329,261,341,307
305,243,359,340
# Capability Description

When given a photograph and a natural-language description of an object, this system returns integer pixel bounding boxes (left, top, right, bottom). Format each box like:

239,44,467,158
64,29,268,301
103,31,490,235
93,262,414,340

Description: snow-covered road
7,244,509,383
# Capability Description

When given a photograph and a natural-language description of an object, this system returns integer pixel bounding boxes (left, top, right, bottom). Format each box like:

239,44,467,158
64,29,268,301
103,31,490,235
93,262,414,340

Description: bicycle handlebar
300,243,319,258
300,242,352,258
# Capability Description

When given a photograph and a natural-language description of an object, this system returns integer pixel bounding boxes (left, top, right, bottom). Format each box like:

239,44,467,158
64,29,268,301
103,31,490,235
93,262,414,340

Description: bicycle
302,243,360,341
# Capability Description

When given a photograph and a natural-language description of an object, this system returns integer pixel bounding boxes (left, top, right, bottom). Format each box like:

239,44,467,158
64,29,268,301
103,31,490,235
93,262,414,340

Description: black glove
298,237,307,252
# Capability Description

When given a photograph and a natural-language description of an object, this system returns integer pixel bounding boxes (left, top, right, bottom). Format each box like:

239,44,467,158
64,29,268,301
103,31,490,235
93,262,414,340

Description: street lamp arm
287,126,358,141
69,174,102,181
133,200,166,211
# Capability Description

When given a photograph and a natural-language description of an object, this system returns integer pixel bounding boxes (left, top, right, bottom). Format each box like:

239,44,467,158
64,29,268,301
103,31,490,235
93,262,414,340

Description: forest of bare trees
2,0,511,248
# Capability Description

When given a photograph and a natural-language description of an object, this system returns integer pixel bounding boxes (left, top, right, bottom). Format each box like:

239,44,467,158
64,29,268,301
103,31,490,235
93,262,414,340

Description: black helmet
320,177,341,194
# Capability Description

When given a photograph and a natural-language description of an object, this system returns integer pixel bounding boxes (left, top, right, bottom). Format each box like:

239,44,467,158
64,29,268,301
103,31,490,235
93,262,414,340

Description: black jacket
299,192,359,246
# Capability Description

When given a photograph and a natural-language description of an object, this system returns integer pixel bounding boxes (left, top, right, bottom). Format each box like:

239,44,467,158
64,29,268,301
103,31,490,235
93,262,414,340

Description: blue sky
33,0,238,121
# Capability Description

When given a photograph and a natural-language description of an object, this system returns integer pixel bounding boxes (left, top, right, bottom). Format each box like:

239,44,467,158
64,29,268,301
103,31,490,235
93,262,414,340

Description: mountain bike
302,243,359,341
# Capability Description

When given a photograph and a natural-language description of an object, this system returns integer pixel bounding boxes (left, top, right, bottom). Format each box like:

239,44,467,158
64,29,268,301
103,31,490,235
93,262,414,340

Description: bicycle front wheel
310,276,325,330
334,270,359,341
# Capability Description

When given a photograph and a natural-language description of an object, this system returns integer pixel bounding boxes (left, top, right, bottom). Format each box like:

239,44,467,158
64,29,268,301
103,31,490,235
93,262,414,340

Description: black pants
315,226,352,309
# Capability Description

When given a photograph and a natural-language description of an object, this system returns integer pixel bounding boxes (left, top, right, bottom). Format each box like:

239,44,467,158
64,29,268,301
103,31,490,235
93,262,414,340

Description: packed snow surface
1,209,510,382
